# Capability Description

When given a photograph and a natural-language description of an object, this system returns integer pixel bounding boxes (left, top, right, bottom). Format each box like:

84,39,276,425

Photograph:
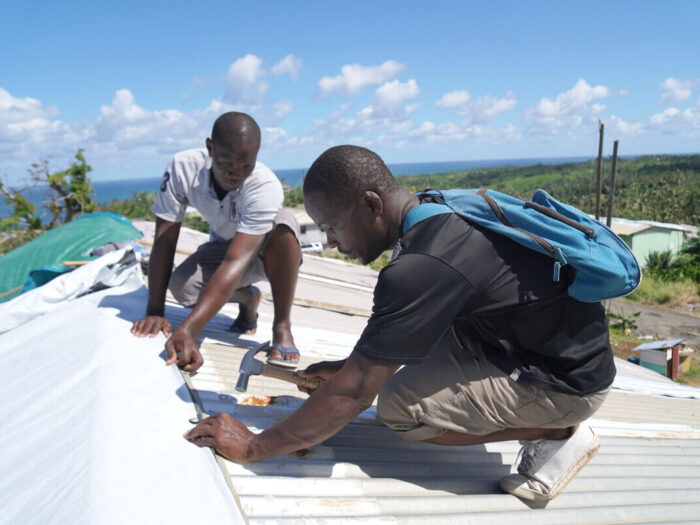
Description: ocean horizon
2,154,607,219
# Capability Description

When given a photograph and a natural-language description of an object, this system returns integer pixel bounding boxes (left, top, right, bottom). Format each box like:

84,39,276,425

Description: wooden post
606,140,619,227
596,121,604,220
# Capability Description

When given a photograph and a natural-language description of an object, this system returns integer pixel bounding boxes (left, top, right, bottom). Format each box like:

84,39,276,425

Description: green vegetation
626,274,699,305
99,191,210,233
676,360,700,387
320,248,392,272
0,150,97,255
283,187,304,207
398,154,700,225
276,154,700,225
628,239,700,305
182,214,210,234
606,308,640,334
100,191,155,220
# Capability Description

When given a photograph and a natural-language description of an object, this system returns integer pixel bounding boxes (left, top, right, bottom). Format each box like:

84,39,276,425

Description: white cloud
467,92,517,123
526,79,609,135
224,54,268,105
271,54,303,79
619,89,629,96
608,115,645,135
272,101,294,122
318,60,405,97
530,79,609,118
436,90,471,109
591,103,606,114
407,119,521,145
95,89,203,156
371,79,420,117
659,77,693,104
436,90,516,123
650,107,681,125
0,88,85,162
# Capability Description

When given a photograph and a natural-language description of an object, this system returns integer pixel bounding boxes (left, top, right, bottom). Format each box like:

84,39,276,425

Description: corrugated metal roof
177,310,700,524
157,245,700,523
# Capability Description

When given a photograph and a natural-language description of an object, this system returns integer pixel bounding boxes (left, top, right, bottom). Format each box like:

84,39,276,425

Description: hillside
397,154,700,225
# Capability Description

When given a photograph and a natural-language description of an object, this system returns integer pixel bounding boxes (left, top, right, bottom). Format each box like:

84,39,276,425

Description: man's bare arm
131,217,180,337
185,352,400,461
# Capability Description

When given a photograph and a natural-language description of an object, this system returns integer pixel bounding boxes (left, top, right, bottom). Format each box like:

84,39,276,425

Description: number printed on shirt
160,171,170,192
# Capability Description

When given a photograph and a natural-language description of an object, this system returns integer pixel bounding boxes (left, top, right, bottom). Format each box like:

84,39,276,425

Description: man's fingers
182,349,203,372
131,320,145,337
161,321,172,338
165,340,177,366
186,434,217,448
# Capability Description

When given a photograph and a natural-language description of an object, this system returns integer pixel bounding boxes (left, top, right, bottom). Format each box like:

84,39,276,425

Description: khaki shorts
168,208,301,307
376,327,609,441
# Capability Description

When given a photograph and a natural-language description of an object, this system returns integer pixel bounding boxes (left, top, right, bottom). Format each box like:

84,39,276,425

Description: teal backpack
402,188,641,302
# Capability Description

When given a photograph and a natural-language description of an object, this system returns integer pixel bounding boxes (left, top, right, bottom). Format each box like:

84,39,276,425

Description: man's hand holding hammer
184,352,399,463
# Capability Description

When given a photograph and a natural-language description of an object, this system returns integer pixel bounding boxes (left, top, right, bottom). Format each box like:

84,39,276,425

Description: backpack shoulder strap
402,202,453,234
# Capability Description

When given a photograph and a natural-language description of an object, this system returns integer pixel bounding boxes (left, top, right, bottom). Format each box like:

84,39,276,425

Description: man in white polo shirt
131,112,302,369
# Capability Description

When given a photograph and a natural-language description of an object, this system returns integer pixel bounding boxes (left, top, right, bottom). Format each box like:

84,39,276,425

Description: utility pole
595,120,604,220
606,140,619,227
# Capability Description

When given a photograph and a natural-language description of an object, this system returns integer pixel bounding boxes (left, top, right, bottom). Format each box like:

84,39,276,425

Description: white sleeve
236,177,283,235
151,156,188,223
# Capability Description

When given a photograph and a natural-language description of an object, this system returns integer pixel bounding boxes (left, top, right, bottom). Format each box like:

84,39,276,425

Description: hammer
236,341,323,392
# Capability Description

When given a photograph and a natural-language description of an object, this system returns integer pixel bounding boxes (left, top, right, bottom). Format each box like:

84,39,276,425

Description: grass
676,360,700,387
626,274,700,306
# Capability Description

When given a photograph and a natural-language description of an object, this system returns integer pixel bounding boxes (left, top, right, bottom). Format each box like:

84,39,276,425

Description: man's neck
210,169,228,200
388,189,420,245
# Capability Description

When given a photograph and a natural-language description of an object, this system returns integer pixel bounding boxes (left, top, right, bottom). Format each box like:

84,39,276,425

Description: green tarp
0,213,142,302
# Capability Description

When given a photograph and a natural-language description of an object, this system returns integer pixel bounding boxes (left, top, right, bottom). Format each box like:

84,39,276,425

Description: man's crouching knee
376,374,445,442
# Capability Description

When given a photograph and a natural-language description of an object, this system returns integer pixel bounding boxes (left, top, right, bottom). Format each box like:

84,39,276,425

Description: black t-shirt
354,212,616,396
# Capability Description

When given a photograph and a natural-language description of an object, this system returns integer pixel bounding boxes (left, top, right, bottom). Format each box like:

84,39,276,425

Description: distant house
609,218,699,267
287,207,325,245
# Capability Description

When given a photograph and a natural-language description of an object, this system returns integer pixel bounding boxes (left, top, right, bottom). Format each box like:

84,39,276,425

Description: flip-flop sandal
266,343,300,369
229,313,258,333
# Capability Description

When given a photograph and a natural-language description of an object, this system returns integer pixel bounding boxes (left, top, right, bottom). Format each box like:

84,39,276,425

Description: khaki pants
377,327,609,441
168,209,301,307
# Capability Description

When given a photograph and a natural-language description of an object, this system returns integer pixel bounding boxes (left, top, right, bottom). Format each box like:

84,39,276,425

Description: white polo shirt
152,148,283,242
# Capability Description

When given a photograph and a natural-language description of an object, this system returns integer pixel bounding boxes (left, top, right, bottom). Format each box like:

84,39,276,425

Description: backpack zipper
476,189,566,282
524,200,595,239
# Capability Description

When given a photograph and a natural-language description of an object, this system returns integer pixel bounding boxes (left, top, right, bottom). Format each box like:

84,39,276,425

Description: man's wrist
244,432,264,462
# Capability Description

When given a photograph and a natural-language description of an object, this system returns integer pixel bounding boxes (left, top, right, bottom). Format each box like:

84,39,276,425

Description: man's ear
205,138,213,155
363,191,384,217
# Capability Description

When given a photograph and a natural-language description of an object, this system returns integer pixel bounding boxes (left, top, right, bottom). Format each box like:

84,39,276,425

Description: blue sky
1,0,699,183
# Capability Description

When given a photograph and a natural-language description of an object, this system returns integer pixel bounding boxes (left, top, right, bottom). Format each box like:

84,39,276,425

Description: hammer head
235,341,270,392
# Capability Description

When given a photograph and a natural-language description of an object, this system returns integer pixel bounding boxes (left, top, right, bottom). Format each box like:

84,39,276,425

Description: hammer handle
260,363,324,390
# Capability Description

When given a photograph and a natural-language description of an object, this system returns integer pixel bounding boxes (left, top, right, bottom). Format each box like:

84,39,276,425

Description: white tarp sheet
0,258,243,524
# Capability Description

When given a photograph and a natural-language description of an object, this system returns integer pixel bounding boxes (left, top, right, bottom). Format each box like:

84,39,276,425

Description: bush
283,187,304,207
645,242,700,283
1,150,98,254
182,214,209,233
100,191,155,220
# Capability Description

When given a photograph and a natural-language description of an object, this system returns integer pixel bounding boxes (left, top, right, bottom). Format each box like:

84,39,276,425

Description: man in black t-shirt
184,145,614,502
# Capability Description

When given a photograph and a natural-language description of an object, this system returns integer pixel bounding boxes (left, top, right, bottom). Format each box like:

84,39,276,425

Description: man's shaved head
211,112,261,147
303,145,399,208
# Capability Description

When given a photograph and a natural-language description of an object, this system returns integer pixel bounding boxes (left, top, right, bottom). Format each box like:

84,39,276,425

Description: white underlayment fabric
0,262,243,524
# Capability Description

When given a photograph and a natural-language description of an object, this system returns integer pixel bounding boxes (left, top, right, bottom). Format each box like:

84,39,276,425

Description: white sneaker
499,424,600,501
